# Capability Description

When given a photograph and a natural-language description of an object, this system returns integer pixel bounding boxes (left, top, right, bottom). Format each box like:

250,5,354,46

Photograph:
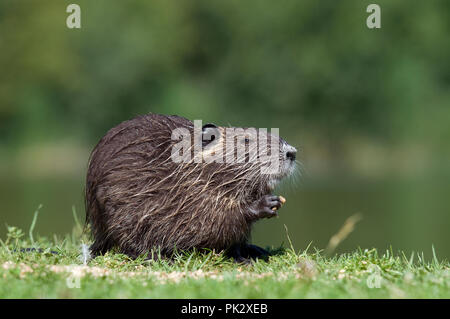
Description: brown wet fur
85,113,294,261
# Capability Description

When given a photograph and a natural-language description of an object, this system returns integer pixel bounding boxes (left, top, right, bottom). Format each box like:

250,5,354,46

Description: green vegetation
1,225,448,298
1,0,450,150
0,1,449,297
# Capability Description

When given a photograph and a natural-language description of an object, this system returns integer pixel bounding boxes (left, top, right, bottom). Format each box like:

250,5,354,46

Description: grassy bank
0,225,448,299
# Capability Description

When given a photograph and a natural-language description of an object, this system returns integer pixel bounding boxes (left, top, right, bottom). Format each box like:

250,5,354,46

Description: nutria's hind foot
89,239,114,258
227,243,271,263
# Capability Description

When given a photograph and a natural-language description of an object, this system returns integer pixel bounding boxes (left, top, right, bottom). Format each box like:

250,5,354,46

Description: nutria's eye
244,138,250,143
202,123,219,147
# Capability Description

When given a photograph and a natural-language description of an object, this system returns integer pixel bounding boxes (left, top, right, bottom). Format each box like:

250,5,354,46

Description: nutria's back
85,113,297,260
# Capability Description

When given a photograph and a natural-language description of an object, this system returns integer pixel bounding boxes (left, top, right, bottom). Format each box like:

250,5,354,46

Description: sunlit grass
0,223,448,298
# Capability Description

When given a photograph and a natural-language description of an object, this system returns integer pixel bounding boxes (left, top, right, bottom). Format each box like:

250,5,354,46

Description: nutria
85,113,297,262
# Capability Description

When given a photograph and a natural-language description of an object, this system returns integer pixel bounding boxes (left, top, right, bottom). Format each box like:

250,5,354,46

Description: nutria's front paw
250,195,285,219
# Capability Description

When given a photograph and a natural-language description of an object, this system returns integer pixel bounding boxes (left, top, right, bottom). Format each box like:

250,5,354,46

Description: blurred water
1,173,449,260
254,174,450,260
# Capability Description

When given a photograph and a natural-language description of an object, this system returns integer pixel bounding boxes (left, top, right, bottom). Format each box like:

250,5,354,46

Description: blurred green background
1,0,449,259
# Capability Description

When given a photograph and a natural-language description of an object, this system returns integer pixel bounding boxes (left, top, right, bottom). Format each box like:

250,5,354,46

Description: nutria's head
171,121,298,201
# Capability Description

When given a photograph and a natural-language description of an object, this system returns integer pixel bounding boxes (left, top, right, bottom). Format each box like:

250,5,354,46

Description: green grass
0,224,449,299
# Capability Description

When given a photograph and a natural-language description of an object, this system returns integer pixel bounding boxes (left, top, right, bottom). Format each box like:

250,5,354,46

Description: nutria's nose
286,150,296,161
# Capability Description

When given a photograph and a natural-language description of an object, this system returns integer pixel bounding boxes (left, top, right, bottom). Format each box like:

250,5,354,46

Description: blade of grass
198,251,213,270
432,245,439,267
72,205,82,233
283,224,295,253
184,252,194,273
29,204,43,246
325,213,362,255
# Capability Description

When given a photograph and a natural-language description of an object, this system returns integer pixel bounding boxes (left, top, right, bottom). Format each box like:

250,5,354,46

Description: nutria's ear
202,123,220,147
202,123,217,131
